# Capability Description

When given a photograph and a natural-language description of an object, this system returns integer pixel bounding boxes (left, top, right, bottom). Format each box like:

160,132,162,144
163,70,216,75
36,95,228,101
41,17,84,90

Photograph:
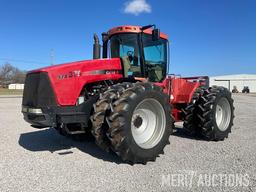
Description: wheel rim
131,98,166,149
215,97,231,131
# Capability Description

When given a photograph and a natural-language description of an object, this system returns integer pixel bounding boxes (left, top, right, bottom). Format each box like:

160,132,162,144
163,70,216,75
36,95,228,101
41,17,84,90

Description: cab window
109,34,142,77
142,35,168,82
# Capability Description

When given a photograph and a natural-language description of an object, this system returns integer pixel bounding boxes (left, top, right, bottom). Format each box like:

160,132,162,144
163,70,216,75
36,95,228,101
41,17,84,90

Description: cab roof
108,25,168,40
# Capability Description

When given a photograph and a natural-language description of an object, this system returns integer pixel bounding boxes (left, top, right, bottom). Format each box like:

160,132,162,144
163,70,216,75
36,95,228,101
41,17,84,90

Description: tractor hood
24,58,123,106
29,58,122,75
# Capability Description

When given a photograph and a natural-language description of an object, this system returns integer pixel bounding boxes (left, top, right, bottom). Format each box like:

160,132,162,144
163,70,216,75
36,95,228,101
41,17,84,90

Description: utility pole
50,49,54,65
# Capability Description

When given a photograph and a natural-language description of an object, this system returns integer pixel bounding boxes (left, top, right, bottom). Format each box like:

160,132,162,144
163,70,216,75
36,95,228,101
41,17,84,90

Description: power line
0,58,49,65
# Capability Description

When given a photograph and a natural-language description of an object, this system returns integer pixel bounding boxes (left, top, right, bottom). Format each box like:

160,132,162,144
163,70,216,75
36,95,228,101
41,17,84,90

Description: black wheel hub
133,116,143,128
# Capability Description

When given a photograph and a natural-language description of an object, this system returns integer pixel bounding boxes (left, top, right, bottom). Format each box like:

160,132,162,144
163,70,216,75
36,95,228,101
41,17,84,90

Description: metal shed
210,74,256,93
8,84,24,90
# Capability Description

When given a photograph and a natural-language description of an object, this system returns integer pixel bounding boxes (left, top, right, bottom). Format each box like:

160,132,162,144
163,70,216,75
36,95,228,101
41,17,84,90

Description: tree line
0,63,26,87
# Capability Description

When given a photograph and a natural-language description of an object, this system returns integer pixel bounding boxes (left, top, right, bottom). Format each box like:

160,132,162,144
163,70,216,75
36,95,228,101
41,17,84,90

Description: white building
8,83,24,90
210,74,256,93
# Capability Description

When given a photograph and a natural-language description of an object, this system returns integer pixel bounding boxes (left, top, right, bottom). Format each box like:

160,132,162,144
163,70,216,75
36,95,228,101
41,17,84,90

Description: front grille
22,72,57,107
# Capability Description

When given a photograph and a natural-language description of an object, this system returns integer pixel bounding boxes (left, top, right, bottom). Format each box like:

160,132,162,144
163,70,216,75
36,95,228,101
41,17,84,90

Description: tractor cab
101,25,169,82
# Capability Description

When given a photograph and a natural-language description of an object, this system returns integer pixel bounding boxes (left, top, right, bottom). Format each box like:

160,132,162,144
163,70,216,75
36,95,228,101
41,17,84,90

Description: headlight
22,106,43,114
28,108,43,114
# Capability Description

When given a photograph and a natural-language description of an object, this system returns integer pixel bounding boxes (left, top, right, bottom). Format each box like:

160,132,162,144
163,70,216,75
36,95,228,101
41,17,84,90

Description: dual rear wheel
183,86,234,141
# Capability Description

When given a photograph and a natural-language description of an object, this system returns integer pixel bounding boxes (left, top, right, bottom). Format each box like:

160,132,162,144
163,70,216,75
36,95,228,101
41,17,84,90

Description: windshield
142,34,168,82
109,33,142,77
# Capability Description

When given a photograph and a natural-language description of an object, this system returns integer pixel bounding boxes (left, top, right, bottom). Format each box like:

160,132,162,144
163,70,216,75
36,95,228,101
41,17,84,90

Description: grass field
0,88,23,95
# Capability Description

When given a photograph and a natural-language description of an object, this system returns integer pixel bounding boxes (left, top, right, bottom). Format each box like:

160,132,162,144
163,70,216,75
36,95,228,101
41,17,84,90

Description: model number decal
57,70,121,80
57,70,81,80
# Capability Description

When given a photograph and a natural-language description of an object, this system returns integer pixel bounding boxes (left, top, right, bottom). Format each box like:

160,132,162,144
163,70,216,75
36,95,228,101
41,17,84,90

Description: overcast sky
0,0,256,76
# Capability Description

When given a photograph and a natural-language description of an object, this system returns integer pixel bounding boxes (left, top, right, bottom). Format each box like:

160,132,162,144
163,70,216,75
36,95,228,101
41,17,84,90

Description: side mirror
152,28,160,41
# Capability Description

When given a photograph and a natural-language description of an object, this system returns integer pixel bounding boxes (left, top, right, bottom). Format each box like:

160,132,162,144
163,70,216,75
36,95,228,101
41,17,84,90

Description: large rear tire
106,82,173,164
197,86,235,141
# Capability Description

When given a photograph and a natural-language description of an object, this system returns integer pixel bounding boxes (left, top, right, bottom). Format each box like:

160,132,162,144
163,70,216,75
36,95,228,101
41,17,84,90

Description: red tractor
22,25,234,164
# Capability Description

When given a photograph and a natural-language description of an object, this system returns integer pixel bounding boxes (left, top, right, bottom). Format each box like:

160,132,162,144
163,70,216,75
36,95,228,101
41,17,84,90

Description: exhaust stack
93,33,101,59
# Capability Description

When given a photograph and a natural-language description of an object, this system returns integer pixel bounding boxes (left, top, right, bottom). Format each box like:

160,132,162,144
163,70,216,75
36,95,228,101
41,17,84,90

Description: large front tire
106,83,173,164
90,83,133,151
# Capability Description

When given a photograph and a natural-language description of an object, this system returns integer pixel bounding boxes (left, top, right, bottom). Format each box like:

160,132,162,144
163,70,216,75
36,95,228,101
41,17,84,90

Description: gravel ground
0,94,255,192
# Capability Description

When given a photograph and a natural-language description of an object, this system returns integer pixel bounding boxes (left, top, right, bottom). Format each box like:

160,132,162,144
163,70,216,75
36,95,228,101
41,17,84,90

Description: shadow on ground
172,127,203,141
19,128,123,164
19,125,202,164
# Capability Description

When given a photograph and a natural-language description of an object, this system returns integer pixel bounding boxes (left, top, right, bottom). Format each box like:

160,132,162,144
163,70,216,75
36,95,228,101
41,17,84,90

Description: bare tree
0,63,26,87
13,70,26,84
